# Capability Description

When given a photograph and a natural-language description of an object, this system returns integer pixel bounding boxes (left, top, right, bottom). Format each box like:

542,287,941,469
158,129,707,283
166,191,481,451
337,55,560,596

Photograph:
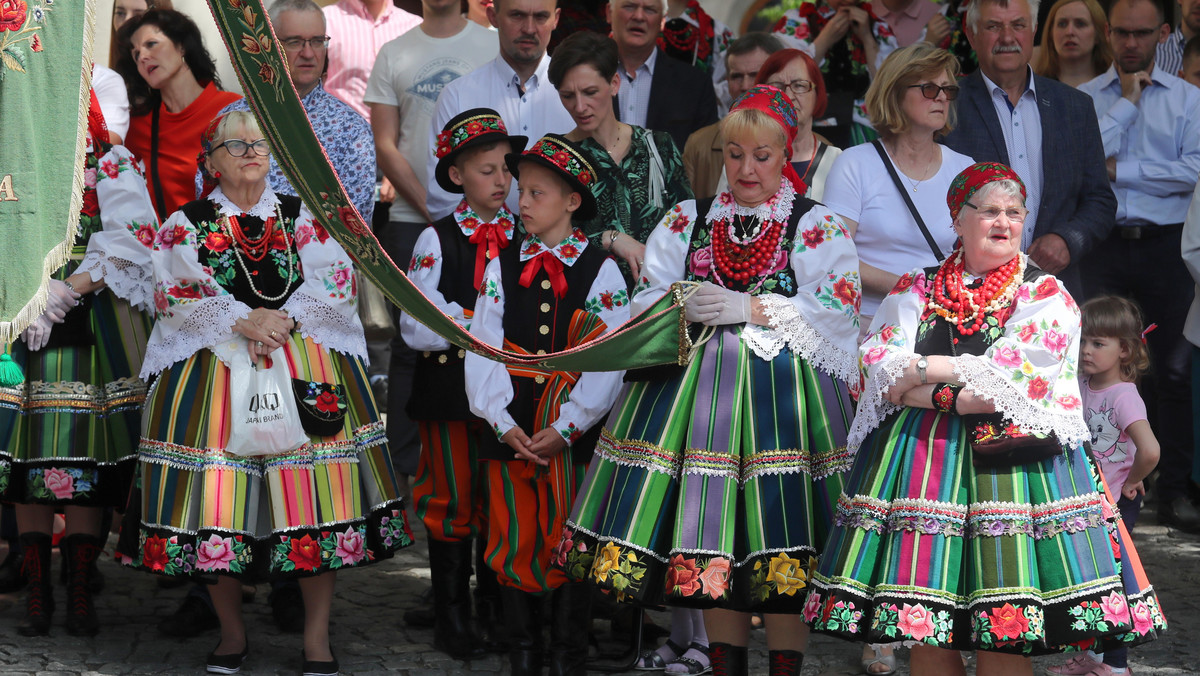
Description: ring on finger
257,341,264,348
270,330,279,338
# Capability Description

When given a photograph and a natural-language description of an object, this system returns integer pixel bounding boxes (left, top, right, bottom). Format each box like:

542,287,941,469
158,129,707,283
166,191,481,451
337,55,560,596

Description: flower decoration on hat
947,162,1027,221
436,113,509,159
528,135,596,188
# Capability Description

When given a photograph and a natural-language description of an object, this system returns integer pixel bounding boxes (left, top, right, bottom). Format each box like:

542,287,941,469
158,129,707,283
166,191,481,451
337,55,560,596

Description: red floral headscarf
728,84,805,193
946,162,1027,221
196,113,227,199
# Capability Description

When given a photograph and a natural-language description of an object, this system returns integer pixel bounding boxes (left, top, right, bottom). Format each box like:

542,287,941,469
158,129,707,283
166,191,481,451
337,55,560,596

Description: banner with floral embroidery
0,0,93,341
206,0,690,371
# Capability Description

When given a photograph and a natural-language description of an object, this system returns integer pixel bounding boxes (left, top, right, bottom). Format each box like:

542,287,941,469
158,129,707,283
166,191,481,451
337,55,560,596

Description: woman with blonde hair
1033,0,1113,88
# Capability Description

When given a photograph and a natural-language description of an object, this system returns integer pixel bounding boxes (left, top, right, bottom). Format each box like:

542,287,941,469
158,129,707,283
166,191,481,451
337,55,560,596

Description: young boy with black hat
464,134,630,676
399,108,525,659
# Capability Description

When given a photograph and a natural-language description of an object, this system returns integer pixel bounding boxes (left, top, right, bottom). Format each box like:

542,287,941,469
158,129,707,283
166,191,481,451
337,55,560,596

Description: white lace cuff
846,351,911,451
141,296,251,377
282,291,368,362
953,354,1090,445
741,294,859,382
77,250,154,311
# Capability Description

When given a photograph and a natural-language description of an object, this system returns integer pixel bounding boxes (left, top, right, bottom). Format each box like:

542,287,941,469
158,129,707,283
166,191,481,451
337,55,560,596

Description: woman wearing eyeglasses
121,110,410,676
822,43,975,337
114,9,241,222
755,49,842,202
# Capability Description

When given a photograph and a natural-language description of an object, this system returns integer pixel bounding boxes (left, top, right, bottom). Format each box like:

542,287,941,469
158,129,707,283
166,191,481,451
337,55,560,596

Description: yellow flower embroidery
593,542,622,583
768,553,807,596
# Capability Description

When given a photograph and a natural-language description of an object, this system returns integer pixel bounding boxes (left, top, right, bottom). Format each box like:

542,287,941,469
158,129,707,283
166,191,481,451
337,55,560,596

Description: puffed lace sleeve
80,146,157,311
846,268,930,450
141,210,252,377
952,271,1090,445
281,205,368,361
548,257,630,445
742,204,861,382
399,226,461,351
464,257,518,440
630,200,698,314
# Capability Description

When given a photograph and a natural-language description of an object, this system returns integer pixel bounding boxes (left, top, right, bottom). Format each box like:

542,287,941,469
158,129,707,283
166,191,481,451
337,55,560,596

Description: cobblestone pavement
0,504,1196,676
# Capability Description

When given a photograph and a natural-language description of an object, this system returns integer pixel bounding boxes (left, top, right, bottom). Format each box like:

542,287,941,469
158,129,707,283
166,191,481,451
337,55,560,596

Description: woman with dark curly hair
114,9,240,221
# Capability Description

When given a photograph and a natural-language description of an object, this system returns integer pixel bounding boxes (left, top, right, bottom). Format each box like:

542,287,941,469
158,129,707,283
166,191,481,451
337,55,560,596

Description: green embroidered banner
0,0,95,342
206,0,689,371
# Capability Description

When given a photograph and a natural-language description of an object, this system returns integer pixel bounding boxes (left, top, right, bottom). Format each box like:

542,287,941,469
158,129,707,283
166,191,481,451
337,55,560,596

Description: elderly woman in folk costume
117,110,410,676
558,85,862,676
806,163,1167,676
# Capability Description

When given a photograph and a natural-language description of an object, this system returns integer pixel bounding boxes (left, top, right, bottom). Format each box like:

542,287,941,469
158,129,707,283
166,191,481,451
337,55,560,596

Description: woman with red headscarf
556,85,862,676
806,162,1166,675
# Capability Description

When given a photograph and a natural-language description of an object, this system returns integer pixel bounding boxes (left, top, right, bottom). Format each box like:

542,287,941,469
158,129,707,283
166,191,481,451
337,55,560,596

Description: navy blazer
614,48,719,152
942,70,1115,295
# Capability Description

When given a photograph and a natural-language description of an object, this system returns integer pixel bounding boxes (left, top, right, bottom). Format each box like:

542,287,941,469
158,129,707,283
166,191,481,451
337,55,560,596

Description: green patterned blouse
577,126,694,259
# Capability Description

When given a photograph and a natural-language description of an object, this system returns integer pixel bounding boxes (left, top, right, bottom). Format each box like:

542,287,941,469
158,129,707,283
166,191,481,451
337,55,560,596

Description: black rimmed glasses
213,139,271,157
908,83,960,100
963,201,1028,223
280,35,331,50
766,79,815,96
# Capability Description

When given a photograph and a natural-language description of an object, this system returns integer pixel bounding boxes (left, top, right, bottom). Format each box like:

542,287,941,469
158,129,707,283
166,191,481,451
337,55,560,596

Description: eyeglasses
766,79,815,96
279,35,331,50
1110,27,1159,41
964,201,1028,222
908,83,960,100
213,139,271,157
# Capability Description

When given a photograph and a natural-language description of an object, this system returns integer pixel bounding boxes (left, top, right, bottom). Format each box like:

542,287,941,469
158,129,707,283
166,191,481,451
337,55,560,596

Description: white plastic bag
225,349,309,457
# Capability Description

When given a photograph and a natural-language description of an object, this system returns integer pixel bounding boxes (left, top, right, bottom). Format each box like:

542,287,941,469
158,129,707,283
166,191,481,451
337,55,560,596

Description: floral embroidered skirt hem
559,326,853,612
806,407,1167,655
117,334,412,581
0,290,150,507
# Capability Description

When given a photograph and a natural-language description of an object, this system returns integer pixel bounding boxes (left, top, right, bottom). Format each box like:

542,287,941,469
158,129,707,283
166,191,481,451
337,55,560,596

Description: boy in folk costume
399,108,525,659
464,134,630,676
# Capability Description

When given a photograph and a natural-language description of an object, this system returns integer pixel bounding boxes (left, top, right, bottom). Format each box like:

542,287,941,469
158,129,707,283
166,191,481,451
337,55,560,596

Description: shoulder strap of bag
150,104,168,219
642,128,666,209
872,139,944,262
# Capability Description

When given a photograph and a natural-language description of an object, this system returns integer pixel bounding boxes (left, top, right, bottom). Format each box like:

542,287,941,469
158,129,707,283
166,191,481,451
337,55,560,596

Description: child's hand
502,427,539,464
528,428,567,462
1122,480,1145,500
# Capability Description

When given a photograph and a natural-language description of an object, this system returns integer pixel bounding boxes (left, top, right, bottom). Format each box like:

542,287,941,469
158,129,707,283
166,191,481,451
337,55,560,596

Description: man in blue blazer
942,0,1115,297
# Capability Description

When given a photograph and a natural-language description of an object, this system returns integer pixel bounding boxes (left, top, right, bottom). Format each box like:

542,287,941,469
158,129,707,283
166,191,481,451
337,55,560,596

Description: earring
213,171,221,178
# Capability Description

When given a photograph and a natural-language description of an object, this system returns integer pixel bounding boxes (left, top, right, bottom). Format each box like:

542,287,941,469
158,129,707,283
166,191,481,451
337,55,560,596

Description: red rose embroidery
135,224,156,248
466,121,484,134
142,534,169,571
169,285,202,300
0,0,26,31
204,231,232,253
100,159,120,179
313,222,331,244
890,273,914,295
314,390,340,413
1026,376,1050,400
551,151,571,166
665,554,702,597
599,291,614,310
558,243,579,259
1035,277,1059,298
287,534,323,571
669,215,690,233
270,230,288,250
577,171,592,185
158,225,188,249
802,226,825,249
833,277,858,307
81,189,99,217
988,603,1030,640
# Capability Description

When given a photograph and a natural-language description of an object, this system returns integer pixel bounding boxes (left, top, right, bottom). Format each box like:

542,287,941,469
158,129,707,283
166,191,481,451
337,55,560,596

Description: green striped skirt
118,333,412,581
806,407,1167,654
0,289,149,507
559,325,853,612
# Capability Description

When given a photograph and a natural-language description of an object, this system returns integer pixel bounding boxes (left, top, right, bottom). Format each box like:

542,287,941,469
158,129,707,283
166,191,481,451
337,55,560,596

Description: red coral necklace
926,247,1024,338
711,216,784,284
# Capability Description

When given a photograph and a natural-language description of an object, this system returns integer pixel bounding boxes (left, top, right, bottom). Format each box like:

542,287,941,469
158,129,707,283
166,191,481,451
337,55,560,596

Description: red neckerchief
469,223,510,289
519,251,567,299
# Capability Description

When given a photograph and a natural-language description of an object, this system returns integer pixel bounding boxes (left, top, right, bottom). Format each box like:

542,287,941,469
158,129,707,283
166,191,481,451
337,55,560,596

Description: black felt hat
434,108,527,194
504,134,598,221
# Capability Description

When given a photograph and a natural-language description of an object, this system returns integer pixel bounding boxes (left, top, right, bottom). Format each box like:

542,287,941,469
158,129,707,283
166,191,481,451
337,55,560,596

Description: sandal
636,638,686,671
861,644,896,676
665,643,711,675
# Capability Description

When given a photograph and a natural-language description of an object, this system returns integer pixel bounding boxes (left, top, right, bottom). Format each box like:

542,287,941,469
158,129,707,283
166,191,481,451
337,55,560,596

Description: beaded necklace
707,180,795,292
221,211,295,302
926,246,1024,338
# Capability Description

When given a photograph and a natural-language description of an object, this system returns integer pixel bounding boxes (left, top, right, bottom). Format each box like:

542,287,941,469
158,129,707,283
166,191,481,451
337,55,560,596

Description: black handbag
966,414,1062,468
290,379,348,437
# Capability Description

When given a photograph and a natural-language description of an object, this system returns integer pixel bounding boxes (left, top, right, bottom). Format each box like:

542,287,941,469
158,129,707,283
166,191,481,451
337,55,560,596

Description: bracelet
607,230,618,250
62,279,75,293
931,383,962,414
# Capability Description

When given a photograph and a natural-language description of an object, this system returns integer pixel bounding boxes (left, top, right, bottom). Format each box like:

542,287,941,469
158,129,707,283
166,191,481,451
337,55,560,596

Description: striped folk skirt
0,290,149,507
559,325,853,612
119,333,412,581
806,407,1167,655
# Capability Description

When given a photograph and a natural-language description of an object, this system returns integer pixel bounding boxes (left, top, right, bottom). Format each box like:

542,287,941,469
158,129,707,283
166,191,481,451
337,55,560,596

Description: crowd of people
5,0,1200,674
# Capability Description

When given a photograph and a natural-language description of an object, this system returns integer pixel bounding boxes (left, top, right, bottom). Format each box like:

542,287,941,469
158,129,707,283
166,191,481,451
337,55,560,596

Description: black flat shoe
1158,497,1200,534
301,650,339,676
206,640,249,675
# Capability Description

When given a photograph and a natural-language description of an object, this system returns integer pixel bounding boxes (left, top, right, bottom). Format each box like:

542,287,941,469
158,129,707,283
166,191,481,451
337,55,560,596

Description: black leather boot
61,533,103,636
500,585,543,676
709,642,748,676
769,649,804,676
473,539,505,653
429,538,488,660
17,532,54,637
547,582,592,676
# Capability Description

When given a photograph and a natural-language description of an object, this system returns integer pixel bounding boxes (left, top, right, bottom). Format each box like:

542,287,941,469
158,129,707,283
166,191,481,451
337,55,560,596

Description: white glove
701,284,753,327
22,315,53,352
684,282,724,323
43,279,81,323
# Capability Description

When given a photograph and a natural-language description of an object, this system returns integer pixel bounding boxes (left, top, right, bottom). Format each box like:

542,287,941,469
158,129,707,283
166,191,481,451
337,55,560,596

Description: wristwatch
916,357,928,384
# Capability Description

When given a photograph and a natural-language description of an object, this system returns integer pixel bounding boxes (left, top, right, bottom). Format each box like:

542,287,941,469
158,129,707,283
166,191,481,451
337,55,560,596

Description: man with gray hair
942,0,1114,298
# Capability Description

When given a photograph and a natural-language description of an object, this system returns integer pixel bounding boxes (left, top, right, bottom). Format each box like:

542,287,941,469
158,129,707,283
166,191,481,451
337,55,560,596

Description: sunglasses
908,83,960,101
